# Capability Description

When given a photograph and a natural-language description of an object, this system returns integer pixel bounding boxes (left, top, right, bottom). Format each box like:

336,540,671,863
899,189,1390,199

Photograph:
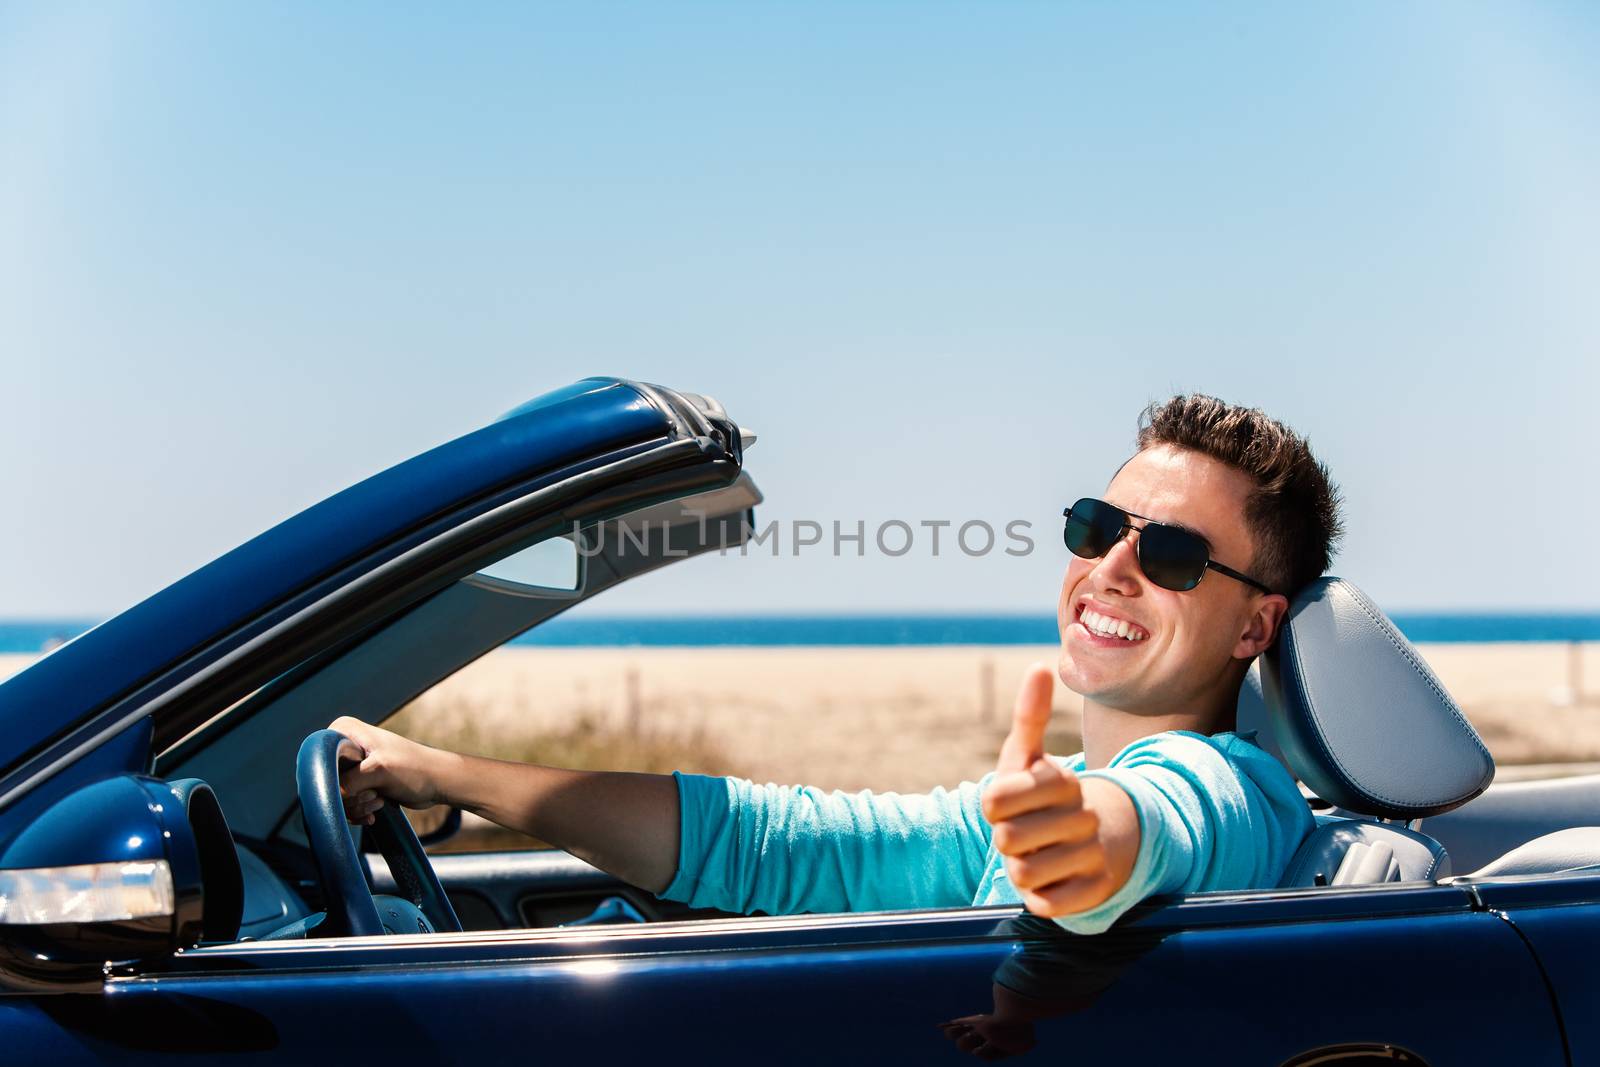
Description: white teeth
1080,608,1146,641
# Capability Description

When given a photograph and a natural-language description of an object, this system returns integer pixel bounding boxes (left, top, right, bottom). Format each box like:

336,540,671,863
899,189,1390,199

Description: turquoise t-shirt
661,730,1314,934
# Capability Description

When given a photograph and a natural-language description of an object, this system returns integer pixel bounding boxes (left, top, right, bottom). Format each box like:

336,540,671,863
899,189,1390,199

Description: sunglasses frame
1061,498,1274,595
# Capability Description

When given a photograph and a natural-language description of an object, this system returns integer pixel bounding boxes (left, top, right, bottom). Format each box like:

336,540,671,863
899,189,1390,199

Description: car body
1,377,1598,1065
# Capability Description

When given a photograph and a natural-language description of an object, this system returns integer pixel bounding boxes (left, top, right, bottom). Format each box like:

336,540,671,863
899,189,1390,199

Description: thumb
997,663,1055,773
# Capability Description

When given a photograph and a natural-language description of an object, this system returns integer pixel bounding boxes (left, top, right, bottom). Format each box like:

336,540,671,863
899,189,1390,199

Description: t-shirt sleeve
661,771,994,915
1051,733,1312,935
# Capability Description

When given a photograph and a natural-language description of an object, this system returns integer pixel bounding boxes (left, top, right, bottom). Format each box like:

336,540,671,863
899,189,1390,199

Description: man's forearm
433,750,681,893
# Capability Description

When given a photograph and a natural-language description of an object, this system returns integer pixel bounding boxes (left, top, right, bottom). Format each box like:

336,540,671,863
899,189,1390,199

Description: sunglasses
1061,497,1273,594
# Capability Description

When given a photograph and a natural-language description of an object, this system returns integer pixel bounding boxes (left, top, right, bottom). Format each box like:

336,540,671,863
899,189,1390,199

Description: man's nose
1092,528,1144,593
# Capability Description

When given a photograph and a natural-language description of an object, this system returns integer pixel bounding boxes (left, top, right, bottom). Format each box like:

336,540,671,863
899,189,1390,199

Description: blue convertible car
3,378,1599,1065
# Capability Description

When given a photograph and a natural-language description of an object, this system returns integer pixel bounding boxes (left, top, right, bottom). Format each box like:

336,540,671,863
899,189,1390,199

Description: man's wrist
428,746,474,811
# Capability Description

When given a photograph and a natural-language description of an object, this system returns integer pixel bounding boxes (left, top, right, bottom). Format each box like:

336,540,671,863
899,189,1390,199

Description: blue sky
3,2,1597,617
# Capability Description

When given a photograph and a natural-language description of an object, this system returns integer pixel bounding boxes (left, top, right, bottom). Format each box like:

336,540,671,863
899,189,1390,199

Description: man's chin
1056,656,1138,705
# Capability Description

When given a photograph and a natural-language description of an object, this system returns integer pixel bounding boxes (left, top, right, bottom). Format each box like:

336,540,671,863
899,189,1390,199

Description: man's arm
665,773,992,915
981,667,1141,919
987,667,1315,934
333,715,993,916
330,717,681,893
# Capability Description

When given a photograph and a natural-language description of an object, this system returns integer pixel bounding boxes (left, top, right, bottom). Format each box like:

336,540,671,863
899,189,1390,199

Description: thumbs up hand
981,664,1115,919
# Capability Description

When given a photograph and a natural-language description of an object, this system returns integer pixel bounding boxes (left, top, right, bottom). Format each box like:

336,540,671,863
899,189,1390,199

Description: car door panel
10,896,1564,1066
371,849,740,929
1474,875,1600,1064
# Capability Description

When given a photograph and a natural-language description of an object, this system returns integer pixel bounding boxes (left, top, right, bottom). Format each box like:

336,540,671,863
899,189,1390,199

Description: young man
333,394,1342,932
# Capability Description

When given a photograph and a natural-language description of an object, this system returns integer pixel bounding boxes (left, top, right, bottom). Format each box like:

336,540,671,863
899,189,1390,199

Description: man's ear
1233,593,1289,660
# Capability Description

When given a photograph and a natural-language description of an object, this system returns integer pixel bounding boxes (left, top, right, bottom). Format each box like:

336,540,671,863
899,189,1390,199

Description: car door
368,846,740,929
7,882,1563,1066
1472,872,1600,1065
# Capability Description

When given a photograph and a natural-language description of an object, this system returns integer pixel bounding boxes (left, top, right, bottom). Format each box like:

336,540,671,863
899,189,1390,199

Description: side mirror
0,775,212,991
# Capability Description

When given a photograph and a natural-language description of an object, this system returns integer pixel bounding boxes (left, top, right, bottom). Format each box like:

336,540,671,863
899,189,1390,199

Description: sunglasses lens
1138,523,1209,591
1063,498,1123,559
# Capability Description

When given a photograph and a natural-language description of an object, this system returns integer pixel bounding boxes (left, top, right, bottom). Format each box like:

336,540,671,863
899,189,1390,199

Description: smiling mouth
1075,605,1149,642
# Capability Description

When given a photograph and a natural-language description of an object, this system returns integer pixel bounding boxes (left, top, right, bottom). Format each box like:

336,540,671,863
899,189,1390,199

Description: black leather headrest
1250,577,1494,819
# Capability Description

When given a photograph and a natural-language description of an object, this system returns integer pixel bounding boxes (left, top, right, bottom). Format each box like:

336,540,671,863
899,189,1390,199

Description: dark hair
1136,395,1343,595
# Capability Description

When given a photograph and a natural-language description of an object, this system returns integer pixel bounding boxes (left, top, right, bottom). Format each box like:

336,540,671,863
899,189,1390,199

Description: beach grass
387,695,739,852
372,641,1598,853
7,642,1599,853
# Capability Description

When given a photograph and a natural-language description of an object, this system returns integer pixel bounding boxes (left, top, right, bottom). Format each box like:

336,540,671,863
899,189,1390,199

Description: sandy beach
7,641,1593,793
388,642,1600,791
6,641,1595,851
6,643,1593,851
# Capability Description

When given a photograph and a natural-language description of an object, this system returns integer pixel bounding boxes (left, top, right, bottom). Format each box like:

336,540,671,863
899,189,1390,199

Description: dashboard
235,843,313,940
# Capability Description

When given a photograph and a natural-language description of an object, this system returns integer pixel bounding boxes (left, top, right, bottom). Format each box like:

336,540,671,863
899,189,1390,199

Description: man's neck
1081,697,1238,770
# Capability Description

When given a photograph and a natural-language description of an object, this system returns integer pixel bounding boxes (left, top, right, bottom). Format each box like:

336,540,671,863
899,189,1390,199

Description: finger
329,715,370,740
996,664,1055,774
1028,757,1080,801
347,757,393,797
990,805,1099,857
341,794,376,818
339,759,382,794
1005,839,1105,891
982,763,1081,824
336,736,367,766
1021,873,1116,918
329,717,376,755
347,793,383,816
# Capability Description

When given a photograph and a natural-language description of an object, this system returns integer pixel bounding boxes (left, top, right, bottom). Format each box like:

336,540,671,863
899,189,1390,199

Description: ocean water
2,613,1597,654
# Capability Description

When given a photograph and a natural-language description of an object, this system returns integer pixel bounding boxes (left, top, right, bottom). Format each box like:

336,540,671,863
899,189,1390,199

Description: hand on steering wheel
295,729,463,936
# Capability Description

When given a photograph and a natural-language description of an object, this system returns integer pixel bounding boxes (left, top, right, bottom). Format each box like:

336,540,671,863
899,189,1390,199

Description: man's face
1056,445,1275,716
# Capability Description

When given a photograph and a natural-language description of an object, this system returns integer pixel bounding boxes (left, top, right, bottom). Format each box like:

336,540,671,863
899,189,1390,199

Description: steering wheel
295,729,463,936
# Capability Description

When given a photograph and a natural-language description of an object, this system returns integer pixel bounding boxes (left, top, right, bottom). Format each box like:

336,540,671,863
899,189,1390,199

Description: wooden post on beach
625,666,642,732
980,658,995,724
1571,641,1585,707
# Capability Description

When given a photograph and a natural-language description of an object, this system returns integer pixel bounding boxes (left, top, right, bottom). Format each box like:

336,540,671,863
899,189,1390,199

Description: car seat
1464,827,1600,878
1235,577,1495,887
